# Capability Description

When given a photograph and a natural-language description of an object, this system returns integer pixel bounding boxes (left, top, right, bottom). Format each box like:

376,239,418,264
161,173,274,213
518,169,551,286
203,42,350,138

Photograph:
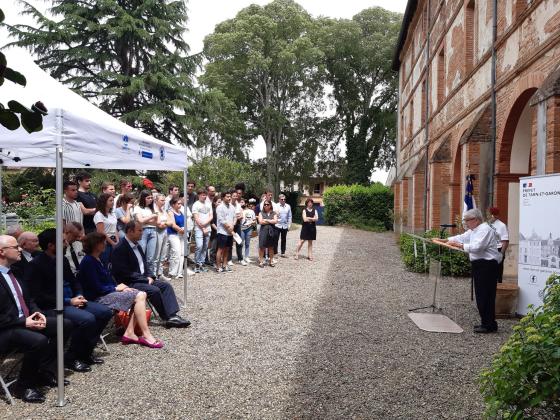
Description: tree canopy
314,7,401,184
4,0,199,145
202,0,324,195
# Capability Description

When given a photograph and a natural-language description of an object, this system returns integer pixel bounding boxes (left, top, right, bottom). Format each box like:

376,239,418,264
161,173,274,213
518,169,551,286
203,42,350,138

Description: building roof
391,0,418,71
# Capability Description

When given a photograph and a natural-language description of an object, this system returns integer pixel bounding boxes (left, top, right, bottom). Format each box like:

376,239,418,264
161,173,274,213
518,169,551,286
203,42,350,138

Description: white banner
518,174,560,314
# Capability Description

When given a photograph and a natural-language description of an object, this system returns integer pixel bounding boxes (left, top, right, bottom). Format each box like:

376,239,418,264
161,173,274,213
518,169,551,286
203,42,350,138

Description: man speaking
444,208,501,334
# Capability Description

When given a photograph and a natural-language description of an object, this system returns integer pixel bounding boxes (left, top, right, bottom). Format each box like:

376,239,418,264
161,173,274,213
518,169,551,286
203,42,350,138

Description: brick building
391,0,560,279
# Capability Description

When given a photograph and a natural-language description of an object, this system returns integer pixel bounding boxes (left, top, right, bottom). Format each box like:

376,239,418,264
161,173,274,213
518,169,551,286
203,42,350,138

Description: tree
314,8,402,184
201,0,324,195
4,0,198,145
0,7,46,133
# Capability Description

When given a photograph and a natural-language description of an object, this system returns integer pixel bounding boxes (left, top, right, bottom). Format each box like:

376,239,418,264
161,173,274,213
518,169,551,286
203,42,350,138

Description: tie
7,271,30,318
70,245,80,271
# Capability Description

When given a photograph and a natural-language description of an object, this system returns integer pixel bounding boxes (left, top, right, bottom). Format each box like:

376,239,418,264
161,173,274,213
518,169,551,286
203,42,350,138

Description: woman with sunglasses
257,200,278,267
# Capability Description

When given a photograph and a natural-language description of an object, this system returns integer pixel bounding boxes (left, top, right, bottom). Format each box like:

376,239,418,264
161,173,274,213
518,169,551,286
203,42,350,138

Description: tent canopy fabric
0,48,187,171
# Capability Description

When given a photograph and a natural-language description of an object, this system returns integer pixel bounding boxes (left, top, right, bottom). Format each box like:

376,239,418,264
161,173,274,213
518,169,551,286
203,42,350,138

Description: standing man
75,172,97,234
445,209,502,333
114,179,133,209
215,191,236,274
229,190,245,266
164,184,180,212
0,235,72,403
488,207,509,283
206,185,217,207
192,190,213,273
63,180,84,226
274,194,292,258
186,181,197,211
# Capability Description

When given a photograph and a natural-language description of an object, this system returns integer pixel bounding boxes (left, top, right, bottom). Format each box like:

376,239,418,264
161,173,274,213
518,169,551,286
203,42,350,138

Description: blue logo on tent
140,151,153,159
159,146,165,161
523,183,527,188
122,135,129,151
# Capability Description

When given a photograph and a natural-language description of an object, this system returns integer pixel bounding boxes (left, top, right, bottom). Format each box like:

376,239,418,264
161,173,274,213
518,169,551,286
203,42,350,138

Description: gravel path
4,227,515,419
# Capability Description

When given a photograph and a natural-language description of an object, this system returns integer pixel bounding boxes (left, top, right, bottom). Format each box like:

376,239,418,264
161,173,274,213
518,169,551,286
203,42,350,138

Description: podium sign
518,174,560,314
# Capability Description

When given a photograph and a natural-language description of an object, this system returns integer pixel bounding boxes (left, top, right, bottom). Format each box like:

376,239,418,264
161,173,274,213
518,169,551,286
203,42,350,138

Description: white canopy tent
0,49,189,406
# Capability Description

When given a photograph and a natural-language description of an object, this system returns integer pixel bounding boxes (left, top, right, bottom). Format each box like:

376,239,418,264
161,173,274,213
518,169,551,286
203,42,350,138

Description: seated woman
78,232,164,349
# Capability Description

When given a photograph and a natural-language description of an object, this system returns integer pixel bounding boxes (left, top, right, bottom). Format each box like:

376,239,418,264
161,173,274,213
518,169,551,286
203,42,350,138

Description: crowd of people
0,172,319,403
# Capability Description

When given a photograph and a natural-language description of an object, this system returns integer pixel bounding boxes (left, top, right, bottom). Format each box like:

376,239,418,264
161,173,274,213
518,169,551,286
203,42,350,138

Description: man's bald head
0,234,21,266
17,232,40,253
6,225,23,239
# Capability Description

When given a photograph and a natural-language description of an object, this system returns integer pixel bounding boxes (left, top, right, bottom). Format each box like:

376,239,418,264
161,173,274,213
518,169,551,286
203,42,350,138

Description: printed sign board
518,174,560,314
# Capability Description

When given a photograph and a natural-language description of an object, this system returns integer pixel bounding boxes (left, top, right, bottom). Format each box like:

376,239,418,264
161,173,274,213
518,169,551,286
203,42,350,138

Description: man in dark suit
112,220,190,328
0,235,73,403
10,231,40,279
25,229,112,372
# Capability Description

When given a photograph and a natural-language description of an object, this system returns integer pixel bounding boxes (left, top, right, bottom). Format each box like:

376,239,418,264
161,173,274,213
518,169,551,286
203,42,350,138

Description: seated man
64,221,85,275
25,228,112,372
10,231,40,279
0,235,72,403
111,220,190,328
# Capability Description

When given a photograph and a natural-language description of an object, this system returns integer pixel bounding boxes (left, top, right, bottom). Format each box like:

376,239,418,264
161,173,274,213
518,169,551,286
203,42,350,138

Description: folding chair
0,352,22,405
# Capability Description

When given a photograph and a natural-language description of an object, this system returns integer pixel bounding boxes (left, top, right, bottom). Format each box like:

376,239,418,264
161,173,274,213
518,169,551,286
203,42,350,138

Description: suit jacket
111,239,152,285
9,251,39,280
0,269,40,331
24,252,83,311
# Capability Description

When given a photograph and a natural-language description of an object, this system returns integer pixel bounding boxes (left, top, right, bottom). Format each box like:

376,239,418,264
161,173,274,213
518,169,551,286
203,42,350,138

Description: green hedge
399,230,471,277
323,183,393,231
480,273,560,418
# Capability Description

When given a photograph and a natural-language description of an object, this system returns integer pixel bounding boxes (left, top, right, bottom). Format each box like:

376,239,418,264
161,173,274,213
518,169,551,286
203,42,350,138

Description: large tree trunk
345,129,370,185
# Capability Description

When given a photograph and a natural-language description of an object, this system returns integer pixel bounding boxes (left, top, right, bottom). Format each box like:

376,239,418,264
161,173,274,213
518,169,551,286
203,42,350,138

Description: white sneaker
227,261,234,266
272,258,278,264
186,268,195,275
244,257,252,263
240,260,247,266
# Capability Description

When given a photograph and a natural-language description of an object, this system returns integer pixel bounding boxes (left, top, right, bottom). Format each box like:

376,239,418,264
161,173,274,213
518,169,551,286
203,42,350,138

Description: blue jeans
139,227,157,276
64,302,112,361
241,228,252,259
194,229,210,266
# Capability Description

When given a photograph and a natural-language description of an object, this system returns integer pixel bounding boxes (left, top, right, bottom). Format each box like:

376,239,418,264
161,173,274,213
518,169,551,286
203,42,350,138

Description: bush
399,230,471,277
480,273,560,419
323,183,393,230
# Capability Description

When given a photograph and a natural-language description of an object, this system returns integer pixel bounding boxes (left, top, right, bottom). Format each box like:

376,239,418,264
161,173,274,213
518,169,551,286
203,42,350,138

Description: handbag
114,308,152,336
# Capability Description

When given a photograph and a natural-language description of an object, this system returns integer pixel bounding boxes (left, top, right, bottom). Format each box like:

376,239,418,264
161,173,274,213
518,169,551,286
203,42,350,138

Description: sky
3,0,409,183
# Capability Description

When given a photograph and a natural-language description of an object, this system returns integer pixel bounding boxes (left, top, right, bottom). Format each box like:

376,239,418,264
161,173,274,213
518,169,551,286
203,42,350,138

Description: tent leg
55,146,66,407
182,168,188,310
0,163,3,234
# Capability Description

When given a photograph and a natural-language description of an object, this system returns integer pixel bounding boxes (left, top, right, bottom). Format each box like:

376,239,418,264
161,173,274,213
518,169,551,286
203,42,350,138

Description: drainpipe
423,0,431,231
488,0,498,206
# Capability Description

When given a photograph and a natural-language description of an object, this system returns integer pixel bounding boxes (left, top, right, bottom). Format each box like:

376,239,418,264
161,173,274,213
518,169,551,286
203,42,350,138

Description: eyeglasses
1,246,21,251
462,218,474,222
264,203,271,207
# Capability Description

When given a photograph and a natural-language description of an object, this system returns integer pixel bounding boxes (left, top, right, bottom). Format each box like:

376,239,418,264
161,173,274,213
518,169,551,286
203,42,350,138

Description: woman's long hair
138,190,154,211
96,193,113,217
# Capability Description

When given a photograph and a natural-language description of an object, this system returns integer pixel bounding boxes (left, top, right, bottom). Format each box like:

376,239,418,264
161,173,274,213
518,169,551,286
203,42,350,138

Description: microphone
440,224,456,228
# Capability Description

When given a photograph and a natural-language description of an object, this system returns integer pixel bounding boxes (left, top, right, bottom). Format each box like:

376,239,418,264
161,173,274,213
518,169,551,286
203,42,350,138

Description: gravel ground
3,226,515,419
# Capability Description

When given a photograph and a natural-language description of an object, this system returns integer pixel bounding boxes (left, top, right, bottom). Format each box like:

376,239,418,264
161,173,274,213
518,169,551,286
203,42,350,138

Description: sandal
269,262,275,267
308,256,314,261
294,254,299,260
258,262,265,268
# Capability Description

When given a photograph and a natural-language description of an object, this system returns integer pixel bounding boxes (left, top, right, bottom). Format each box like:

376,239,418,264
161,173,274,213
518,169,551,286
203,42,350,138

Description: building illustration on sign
519,231,560,268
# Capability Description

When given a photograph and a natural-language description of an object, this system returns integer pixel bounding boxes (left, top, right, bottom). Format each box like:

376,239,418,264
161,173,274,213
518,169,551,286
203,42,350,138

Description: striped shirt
63,198,83,225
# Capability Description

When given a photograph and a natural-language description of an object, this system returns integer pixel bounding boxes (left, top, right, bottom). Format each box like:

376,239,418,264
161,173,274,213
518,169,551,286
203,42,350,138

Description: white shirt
489,218,509,249
216,203,236,236
133,206,157,227
21,250,33,262
63,198,83,224
192,200,212,231
448,223,502,262
0,264,24,318
275,203,292,229
93,211,118,236
241,209,256,230
126,237,145,275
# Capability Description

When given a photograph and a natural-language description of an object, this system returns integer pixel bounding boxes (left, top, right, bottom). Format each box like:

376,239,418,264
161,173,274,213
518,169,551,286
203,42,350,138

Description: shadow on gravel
284,228,513,419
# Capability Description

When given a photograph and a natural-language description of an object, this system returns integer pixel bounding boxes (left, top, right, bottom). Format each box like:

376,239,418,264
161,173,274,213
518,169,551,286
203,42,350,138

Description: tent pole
55,108,66,407
182,168,188,309
55,145,65,406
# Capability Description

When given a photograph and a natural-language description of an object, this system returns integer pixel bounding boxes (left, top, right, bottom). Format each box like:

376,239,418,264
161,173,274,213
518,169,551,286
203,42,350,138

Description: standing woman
78,232,163,348
153,193,170,280
115,193,134,239
167,198,185,278
257,200,278,267
295,198,318,261
93,193,119,268
134,190,158,271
